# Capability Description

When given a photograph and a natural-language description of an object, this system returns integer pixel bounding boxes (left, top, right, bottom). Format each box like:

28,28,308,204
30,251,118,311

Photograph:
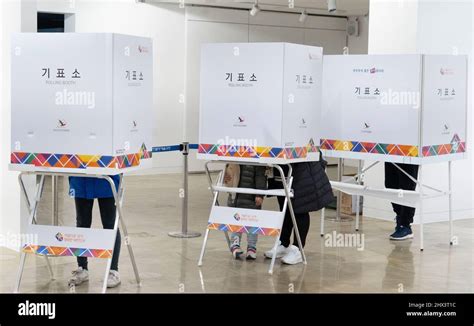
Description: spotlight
250,3,260,16
327,0,336,12
299,9,308,23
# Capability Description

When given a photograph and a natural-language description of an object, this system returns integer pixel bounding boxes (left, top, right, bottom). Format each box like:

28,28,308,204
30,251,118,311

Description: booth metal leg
336,158,343,221
199,164,227,266
275,165,307,265
100,175,141,293
355,160,362,231
268,236,281,274
448,161,454,245
320,208,325,237
419,166,424,252
14,174,46,293
198,229,210,267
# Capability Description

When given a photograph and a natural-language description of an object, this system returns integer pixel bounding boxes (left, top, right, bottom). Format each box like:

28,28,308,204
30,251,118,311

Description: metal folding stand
14,171,141,294
330,160,454,251
197,160,307,274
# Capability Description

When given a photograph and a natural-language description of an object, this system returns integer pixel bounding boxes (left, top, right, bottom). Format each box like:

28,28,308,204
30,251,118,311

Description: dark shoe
390,226,402,238
390,225,414,240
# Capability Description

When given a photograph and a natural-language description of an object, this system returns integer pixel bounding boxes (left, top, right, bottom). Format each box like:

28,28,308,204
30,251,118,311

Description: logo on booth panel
233,116,247,127
138,45,149,53
233,213,241,221
54,119,70,132
440,68,454,75
299,118,307,129
442,123,450,135
131,120,139,133
362,122,372,134
58,119,67,128
353,67,384,74
55,232,64,242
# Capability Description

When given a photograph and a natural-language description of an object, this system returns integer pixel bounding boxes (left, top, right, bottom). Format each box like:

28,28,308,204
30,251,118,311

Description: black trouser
74,197,121,271
277,196,310,248
384,162,419,227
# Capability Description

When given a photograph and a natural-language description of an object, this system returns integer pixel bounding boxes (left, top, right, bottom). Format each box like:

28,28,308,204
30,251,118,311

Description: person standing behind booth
67,175,122,288
265,156,333,265
384,163,419,240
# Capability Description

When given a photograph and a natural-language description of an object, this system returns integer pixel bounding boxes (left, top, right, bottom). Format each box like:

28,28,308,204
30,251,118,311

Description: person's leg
74,198,94,270
246,233,258,260
247,233,258,248
384,162,402,219
292,212,310,248
396,164,419,227
229,231,243,258
98,197,120,271
277,196,292,247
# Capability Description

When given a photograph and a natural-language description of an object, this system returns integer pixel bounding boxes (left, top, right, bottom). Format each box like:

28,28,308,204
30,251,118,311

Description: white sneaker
68,267,89,287
281,245,303,265
107,270,121,288
264,242,290,259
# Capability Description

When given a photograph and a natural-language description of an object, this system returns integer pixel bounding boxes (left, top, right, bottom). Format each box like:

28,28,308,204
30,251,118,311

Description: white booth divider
9,33,154,293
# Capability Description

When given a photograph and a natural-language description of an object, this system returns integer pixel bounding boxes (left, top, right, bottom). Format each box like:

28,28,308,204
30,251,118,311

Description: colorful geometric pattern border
10,143,152,170
320,139,419,157
207,222,280,236
422,134,466,157
321,133,466,158
22,244,112,258
198,144,308,160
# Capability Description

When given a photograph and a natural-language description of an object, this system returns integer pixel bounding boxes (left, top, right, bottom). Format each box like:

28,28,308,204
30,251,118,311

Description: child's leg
246,233,258,260
247,233,258,249
230,232,243,259
230,232,242,248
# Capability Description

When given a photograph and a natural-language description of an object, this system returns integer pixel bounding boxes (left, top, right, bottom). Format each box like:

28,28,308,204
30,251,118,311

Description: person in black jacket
265,157,333,264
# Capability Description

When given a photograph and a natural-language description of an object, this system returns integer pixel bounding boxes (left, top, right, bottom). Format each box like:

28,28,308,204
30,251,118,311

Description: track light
327,0,336,12
299,9,307,23
250,3,260,16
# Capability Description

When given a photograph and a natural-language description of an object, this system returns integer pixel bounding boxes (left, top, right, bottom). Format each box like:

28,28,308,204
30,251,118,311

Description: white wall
364,0,473,224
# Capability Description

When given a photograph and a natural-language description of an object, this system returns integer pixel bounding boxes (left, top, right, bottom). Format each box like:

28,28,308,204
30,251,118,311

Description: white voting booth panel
198,42,323,164
10,33,153,175
321,54,468,164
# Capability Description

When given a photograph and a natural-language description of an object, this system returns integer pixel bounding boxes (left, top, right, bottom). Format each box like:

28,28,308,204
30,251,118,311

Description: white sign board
10,33,153,174
22,225,116,258
321,54,467,164
198,43,323,163
208,206,284,237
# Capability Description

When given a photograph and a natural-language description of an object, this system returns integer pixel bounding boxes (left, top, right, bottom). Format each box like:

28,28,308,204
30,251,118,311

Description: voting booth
198,42,323,163
10,33,152,293
320,54,468,164
10,33,153,175
321,54,468,251
197,43,324,272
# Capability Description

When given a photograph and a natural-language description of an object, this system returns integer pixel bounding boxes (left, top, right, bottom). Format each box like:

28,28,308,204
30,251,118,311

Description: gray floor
1,170,473,293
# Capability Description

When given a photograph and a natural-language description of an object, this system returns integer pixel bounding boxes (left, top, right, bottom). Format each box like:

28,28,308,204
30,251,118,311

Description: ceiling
148,0,370,16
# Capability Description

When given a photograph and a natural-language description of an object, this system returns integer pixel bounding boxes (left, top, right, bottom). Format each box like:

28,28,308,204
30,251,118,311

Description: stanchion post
169,142,201,238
